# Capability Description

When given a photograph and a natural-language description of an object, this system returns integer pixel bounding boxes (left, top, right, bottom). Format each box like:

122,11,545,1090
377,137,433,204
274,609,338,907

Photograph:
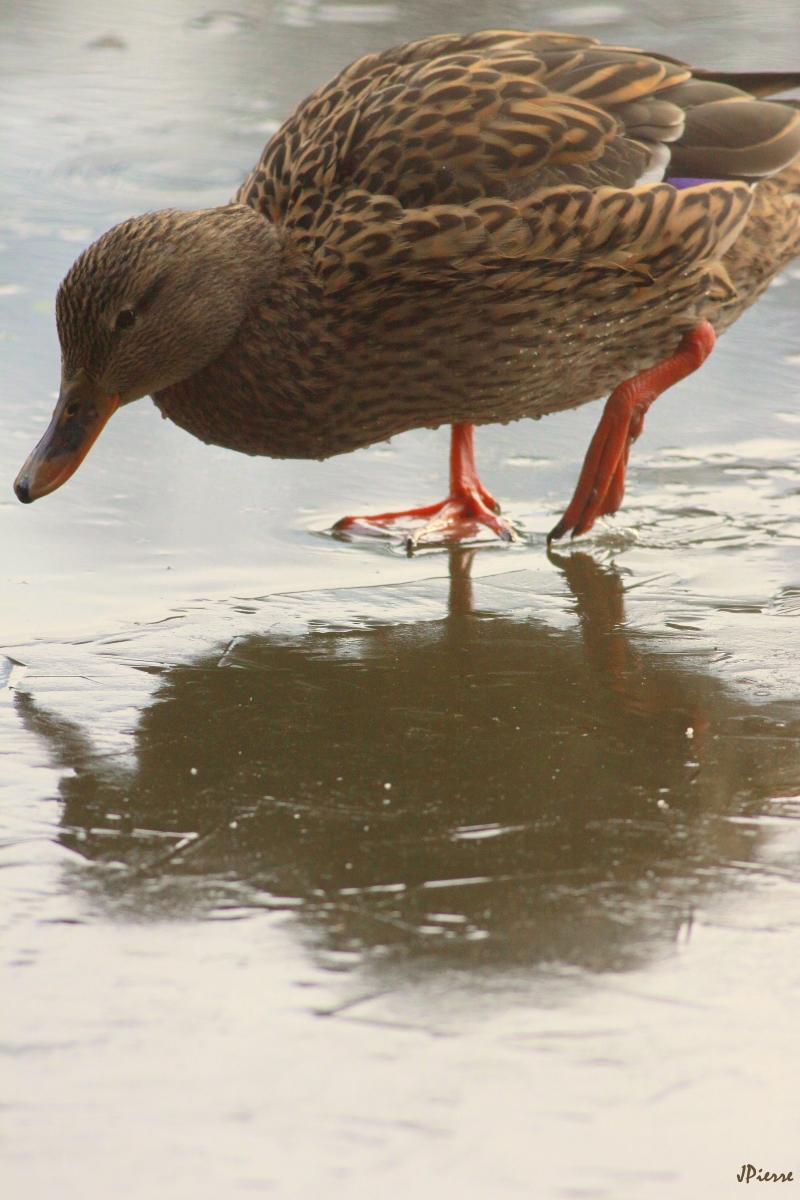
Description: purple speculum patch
666,177,720,189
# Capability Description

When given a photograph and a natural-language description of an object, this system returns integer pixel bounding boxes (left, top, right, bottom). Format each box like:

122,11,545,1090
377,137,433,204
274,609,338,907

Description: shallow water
2,2,800,1197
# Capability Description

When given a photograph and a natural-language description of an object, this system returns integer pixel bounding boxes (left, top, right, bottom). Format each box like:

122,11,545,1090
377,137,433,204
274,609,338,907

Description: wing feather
314,180,752,294
231,29,791,297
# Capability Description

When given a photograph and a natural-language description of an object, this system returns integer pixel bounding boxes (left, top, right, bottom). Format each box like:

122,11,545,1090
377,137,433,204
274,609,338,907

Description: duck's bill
14,374,119,503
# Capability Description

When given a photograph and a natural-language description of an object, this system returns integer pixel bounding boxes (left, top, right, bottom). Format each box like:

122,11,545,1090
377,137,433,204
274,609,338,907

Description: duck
13,29,800,548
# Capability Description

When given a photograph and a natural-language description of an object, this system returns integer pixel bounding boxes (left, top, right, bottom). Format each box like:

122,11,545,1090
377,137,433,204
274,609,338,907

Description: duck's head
14,204,277,503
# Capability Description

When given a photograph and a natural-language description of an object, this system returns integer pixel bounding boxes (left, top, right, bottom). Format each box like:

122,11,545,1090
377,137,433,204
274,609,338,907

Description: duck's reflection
20,549,800,971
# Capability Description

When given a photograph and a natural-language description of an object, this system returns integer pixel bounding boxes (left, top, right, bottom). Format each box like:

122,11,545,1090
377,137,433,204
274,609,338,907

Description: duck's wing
234,31,800,292
311,178,752,298
237,31,800,217
238,31,682,223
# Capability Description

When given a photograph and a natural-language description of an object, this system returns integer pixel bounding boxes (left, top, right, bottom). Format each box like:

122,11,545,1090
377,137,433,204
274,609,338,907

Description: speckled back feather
234,30,798,306
152,32,800,460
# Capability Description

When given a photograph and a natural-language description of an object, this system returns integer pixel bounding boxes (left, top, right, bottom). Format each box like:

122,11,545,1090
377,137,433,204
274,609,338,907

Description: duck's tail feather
689,70,800,99
666,97,800,182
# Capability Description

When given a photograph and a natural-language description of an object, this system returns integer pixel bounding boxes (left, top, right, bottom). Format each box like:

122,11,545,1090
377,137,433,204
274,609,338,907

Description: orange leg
548,321,716,543
333,423,519,551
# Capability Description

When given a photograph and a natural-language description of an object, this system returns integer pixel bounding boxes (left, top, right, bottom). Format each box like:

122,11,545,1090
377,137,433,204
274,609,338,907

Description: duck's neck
152,224,333,458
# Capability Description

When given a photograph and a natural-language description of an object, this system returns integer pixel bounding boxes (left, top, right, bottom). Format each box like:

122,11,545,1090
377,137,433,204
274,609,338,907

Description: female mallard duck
14,30,800,546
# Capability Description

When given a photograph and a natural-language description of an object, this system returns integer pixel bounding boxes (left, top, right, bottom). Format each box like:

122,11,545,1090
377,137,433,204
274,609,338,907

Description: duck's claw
547,398,636,542
332,499,445,538
334,491,518,553
548,320,716,542
333,422,519,553
403,493,519,553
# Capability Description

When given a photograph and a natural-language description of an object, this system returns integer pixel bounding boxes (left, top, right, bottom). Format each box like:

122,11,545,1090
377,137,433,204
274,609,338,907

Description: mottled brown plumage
14,30,800,541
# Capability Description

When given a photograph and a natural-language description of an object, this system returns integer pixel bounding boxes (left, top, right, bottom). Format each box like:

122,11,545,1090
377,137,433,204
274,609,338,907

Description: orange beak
14,371,119,503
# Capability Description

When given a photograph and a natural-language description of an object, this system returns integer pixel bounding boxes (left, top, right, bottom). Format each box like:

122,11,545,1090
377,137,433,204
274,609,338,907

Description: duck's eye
65,401,80,418
115,308,136,331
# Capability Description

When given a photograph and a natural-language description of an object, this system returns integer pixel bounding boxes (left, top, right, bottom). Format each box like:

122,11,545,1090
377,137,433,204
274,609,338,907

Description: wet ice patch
451,823,527,841
187,11,256,35
505,456,551,468
279,0,399,24
231,118,282,137
58,227,93,243
87,35,127,51
5,638,163,773
546,4,626,25
316,3,399,19
0,656,28,694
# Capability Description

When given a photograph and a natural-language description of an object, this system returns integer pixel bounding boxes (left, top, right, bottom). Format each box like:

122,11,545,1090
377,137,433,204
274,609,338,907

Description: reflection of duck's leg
333,424,520,552
548,322,716,542
447,546,478,617
548,548,630,681
549,547,709,735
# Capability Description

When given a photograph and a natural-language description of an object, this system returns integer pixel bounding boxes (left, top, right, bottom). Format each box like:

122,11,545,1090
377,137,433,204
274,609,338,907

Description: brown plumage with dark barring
14,30,800,547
